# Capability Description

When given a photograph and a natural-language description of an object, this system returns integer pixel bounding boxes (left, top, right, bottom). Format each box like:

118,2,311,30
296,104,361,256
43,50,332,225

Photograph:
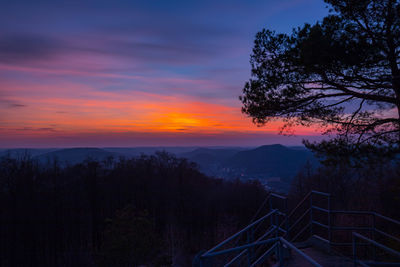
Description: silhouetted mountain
218,144,317,192
103,147,199,157
180,147,242,165
1,145,317,192
176,145,318,192
288,146,309,150
35,147,118,165
0,148,59,158
179,147,245,176
226,144,316,176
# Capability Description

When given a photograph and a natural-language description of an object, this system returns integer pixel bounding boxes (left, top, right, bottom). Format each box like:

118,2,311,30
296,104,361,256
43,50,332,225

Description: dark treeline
0,152,267,267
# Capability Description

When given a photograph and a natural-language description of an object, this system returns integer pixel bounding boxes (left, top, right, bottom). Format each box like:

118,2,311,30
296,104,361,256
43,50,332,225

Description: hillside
176,148,242,177
226,144,316,177
35,147,118,165
0,148,59,158
180,145,318,192
1,145,318,192
103,147,199,157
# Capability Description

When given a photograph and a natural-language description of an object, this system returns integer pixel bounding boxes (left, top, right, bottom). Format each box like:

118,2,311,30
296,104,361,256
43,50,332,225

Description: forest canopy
0,153,266,266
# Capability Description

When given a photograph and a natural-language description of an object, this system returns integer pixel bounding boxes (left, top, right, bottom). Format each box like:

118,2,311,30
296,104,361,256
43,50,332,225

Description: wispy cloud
0,0,328,146
15,127,57,132
0,97,27,108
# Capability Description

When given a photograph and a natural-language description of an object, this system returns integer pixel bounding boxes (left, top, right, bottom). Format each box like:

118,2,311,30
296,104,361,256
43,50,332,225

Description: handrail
277,191,331,243
331,210,374,215
223,249,247,267
251,226,280,265
276,210,286,217
353,232,400,259
226,192,286,265
249,243,277,267
285,190,330,221
312,220,329,229
288,208,310,232
270,192,287,200
359,261,400,266
292,222,311,242
375,229,400,244
201,200,287,266
257,226,278,243
223,237,325,267
203,238,278,258
201,209,277,256
279,237,323,267
287,191,313,219
248,192,287,228
353,232,400,267
374,212,400,226
327,210,400,246
332,226,373,231
248,194,271,223
285,191,400,252
220,237,325,267
313,205,329,213
197,190,400,267
310,190,331,197
224,226,278,266
330,210,400,227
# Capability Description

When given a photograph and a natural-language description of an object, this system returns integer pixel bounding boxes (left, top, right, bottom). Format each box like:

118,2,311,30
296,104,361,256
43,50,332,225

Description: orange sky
0,0,328,147
0,79,321,147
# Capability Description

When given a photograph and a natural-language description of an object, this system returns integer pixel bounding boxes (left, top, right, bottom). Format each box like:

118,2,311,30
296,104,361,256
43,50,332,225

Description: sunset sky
0,0,329,147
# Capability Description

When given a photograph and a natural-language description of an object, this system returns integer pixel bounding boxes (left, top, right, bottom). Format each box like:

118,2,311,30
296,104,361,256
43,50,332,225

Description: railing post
285,198,289,240
328,194,332,248
269,196,273,227
247,227,254,266
310,193,313,236
352,234,357,267
275,210,279,238
274,210,279,263
278,240,283,267
372,213,376,261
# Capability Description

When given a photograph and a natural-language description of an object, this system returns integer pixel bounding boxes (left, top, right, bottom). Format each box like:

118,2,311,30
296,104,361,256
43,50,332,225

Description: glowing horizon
0,0,328,147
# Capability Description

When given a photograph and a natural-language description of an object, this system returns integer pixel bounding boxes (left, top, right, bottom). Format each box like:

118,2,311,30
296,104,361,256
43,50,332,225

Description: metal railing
282,191,400,248
283,190,331,242
279,237,322,267
352,232,400,266
197,190,400,267
199,209,282,266
200,235,324,266
285,191,400,266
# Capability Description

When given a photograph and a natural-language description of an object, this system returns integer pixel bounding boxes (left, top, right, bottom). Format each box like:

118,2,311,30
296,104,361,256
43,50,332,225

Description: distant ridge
180,147,243,166
0,148,59,158
178,144,317,192
226,144,316,177
35,147,118,165
0,145,317,192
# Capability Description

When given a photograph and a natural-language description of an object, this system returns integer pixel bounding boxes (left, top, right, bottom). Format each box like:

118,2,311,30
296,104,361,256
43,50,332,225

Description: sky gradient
0,0,329,147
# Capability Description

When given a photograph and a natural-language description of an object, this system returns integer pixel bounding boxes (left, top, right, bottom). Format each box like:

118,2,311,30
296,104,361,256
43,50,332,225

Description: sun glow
1,60,320,146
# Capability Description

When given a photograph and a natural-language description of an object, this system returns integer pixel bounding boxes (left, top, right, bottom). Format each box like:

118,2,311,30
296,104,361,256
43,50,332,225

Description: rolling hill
35,148,119,165
1,145,318,192
225,144,316,177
